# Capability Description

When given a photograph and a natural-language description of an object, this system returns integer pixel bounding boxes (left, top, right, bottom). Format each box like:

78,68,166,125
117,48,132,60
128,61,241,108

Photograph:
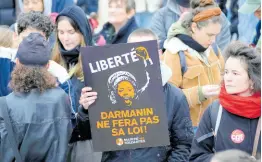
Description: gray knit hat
16,33,51,66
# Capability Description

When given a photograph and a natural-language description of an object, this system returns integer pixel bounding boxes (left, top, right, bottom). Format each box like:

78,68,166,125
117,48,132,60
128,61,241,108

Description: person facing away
161,0,225,130
0,11,75,118
190,41,261,162
0,11,55,97
79,28,194,162
0,33,72,162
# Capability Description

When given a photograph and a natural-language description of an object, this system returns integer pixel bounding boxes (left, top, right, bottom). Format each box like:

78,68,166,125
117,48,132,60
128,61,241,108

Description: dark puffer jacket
190,100,261,162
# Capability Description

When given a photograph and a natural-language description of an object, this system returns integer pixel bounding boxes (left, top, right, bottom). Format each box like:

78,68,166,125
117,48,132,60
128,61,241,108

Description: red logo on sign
231,129,245,144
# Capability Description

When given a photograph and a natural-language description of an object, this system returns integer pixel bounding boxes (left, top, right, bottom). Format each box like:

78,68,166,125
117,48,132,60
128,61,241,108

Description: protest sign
81,40,169,151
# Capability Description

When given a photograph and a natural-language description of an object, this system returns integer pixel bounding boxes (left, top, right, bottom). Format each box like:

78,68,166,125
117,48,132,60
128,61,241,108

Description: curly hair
17,11,54,38
224,41,261,93
9,64,57,93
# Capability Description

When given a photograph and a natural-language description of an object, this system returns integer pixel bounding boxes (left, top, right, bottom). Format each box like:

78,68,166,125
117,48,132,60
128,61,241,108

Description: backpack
179,44,220,75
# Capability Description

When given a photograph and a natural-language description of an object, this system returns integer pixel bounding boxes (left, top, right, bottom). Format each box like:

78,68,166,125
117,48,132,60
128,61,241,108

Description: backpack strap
178,51,187,76
252,117,261,159
214,105,223,136
210,103,223,136
0,97,23,162
177,44,218,76
211,44,219,57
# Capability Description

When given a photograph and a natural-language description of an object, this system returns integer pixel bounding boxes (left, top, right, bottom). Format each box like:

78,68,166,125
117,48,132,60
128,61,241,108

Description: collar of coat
164,37,213,65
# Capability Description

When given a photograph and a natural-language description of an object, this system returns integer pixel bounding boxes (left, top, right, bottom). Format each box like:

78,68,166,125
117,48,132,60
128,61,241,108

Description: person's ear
45,61,50,69
249,79,255,91
15,58,20,65
191,22,198,33
127,9,135,19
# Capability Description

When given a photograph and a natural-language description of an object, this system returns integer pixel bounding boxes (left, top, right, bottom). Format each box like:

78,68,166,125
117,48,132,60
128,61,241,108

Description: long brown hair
52,16,86,81
9,64,57,93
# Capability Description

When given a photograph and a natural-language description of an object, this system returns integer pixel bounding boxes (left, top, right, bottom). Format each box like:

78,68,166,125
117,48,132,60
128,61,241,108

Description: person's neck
236,89,254,97
112,19,129,34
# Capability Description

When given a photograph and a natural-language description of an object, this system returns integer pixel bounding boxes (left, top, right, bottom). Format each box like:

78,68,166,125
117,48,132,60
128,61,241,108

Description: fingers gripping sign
79,87,98,110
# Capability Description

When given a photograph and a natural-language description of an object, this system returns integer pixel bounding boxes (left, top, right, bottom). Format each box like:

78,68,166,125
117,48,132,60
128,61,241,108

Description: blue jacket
0,47,76,117
69,76,93,143
101,83,194,162
0,48,16,97
0,88,72,162
0,0,16,25
190,100,261,161
101,16,138,44
150,0,231,50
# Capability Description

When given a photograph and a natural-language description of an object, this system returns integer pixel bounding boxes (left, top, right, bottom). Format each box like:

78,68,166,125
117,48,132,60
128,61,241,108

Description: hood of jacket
56,5,93,46
164,22,212,63
167,21,190,40
165,21,191,52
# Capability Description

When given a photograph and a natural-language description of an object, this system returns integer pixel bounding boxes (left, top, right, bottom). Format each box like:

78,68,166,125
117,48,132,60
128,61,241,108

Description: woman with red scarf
190,41,261,162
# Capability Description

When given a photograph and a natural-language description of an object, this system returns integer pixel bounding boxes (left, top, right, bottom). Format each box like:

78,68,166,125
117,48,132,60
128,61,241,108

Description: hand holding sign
80,40,169,151
79,87,98,110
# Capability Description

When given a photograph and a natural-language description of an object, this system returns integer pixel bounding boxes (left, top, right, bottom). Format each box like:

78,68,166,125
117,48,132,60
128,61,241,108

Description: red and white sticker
231,129,245,144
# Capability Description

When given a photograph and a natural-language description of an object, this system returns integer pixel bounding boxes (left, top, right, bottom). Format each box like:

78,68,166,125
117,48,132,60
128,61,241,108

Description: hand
79,87,98,110
202,85,220,98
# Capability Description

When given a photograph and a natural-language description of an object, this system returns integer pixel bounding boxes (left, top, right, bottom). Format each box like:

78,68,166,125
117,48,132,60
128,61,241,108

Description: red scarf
219,85,261,119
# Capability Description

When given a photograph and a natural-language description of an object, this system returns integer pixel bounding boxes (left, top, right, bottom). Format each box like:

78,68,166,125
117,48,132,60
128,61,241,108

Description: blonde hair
52,34,86,81
0,26,14,48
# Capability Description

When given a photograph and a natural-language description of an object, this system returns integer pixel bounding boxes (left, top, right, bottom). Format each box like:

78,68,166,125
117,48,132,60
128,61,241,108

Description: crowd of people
0,0,261,162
